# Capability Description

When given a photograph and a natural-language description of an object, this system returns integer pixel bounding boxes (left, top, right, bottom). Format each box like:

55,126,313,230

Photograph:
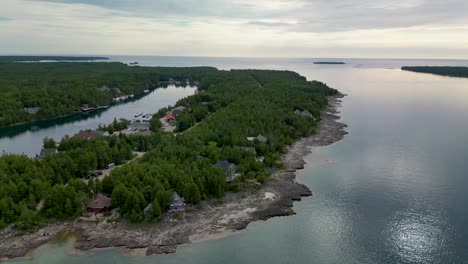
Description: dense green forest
402,66,468,78
0,62,205,127
0,64,337,227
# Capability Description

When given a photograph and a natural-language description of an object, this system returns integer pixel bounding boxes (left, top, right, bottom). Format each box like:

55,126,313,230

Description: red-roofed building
165,114,176,121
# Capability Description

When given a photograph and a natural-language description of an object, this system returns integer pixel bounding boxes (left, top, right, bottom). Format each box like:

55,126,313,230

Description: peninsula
402,66,468,78
0,64,347,259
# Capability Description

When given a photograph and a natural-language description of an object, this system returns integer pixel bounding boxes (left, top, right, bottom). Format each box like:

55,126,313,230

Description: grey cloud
247,21,293,27
31,0,468,32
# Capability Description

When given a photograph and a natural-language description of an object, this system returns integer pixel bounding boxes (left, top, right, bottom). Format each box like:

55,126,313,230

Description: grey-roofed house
170,106,187,116
214,160,238,182
24,107,40,114
169,192,185,211
36,148,57,160
128,122,150,131
247,134,268,143
295,109,315,120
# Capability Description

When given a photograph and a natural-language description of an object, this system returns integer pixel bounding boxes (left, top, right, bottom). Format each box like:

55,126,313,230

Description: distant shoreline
314,61,346,65
402,66,468,78
0,56,109,62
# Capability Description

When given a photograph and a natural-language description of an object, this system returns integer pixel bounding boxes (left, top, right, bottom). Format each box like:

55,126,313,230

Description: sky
1,0,468,58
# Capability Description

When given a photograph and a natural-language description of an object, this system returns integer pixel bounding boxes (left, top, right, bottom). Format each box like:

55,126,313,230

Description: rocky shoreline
0,95,347,260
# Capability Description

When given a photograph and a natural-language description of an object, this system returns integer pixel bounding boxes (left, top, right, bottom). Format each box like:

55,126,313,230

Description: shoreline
0,95,347,260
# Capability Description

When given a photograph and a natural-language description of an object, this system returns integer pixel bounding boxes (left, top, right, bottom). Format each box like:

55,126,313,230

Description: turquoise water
5,57,468,263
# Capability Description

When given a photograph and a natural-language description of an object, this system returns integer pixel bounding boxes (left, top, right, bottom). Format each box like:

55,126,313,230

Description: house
169,192,185,211
128,122,150,131
294,109,315,119
165,114,176,122
86,194,111,214
214,160,238,182
170,106,187,116
257,134,268,143
36,148,57,160
24,107,40,114
247,134,268,143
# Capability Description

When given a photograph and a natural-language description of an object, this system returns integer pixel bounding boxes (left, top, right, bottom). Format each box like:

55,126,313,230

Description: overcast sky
1,0,468,58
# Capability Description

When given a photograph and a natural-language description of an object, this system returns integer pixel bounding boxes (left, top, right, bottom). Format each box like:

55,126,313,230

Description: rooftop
87,194,111,209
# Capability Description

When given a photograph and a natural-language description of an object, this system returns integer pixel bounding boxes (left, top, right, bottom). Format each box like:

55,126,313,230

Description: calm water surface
5,57,468,264
0,85,196,156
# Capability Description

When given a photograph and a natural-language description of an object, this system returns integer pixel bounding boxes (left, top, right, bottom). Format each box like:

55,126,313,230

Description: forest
402,66,468,78
0,62,210,127
0,64,337,227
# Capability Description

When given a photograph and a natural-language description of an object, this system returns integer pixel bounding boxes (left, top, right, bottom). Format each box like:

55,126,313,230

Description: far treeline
0,64,337,228
402,66,468,78
0,62,197,127
0,56,109,62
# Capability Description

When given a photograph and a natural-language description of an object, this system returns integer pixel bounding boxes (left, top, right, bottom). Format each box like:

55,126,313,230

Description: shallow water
5,57,468,264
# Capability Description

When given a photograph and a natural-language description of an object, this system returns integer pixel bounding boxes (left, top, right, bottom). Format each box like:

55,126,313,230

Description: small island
314,61,346,65
402,66,468,78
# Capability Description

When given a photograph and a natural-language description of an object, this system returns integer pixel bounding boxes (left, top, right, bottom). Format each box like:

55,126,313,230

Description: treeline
402,66,468,78
0,66,338,228
0,62,216,127
0,56,109,62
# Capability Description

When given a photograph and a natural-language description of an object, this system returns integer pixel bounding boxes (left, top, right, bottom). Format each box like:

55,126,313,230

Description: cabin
247,134,268,143
169,192,185,211
294,109,315,120
214,160,238,182
86,194,111,214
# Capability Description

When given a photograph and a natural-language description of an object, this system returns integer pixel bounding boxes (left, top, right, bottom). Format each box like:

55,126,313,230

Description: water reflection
0,85,196,156
386,206,452,263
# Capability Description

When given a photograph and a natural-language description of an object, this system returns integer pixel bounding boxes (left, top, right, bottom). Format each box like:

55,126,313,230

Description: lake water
0,85,196,156
4,57,468,264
